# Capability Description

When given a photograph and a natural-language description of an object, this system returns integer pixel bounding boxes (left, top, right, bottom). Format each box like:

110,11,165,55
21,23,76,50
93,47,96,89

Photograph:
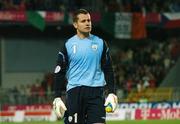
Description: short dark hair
73,9,89,22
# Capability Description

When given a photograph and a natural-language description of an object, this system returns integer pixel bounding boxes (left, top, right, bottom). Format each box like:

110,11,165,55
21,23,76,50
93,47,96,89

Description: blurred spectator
11,86,19,104
25,84,31,104
30,79,41,104
137,80,144,93
18,84,26,104
170,38,179,61
38,82,45,104
164,56,171,70
148,73,156,88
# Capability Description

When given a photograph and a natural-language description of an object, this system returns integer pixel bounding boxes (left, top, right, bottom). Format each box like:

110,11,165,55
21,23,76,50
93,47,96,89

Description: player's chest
68,41,102,58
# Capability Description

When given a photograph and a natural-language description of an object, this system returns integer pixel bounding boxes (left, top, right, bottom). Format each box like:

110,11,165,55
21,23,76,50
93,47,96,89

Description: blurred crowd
0,73,56,105
0,0,179,12
113,37,179,98
104,0,180,12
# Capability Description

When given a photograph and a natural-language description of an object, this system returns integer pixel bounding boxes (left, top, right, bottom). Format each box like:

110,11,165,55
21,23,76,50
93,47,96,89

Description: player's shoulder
90,34,104,43
65,35,77,44
63,35,77,49
92,35,110,49
92,34,109,46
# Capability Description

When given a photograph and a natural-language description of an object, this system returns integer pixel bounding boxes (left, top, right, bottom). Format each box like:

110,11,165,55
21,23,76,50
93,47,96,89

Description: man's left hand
104,93,118,112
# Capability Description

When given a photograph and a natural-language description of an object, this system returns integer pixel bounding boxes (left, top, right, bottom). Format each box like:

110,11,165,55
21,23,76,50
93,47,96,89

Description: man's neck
77,32,90,39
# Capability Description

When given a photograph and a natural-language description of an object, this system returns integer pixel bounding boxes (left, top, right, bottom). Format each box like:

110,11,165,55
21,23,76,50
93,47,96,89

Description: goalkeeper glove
53,97,67,118
104,93,118,113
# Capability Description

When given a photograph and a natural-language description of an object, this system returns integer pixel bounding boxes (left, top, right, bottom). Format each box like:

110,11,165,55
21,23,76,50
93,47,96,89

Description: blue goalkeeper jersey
54,34,115,97
65,34,105,91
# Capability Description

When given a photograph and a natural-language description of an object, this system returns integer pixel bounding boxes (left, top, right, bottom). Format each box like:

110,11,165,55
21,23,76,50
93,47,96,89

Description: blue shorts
64,86,106,124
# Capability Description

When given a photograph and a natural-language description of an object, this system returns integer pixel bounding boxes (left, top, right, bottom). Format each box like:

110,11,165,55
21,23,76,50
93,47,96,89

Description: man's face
73,13,92,34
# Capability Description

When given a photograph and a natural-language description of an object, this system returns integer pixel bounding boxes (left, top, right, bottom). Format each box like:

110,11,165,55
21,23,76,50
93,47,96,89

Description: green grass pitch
1,120,180,124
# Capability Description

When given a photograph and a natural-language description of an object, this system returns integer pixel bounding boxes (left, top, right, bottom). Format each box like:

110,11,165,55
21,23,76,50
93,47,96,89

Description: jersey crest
91,44,98,51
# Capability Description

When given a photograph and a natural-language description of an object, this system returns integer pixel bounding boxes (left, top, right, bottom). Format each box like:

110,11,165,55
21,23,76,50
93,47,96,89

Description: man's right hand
53,97,67,119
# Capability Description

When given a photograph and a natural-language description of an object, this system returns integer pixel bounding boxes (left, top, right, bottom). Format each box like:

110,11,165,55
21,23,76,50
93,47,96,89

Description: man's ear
73,22,77,29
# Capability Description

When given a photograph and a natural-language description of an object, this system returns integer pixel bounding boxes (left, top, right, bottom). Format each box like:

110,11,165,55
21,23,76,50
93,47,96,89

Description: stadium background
0,0,179,124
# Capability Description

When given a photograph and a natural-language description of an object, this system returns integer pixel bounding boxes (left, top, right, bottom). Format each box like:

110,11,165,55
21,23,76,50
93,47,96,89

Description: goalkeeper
53,9,118,124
